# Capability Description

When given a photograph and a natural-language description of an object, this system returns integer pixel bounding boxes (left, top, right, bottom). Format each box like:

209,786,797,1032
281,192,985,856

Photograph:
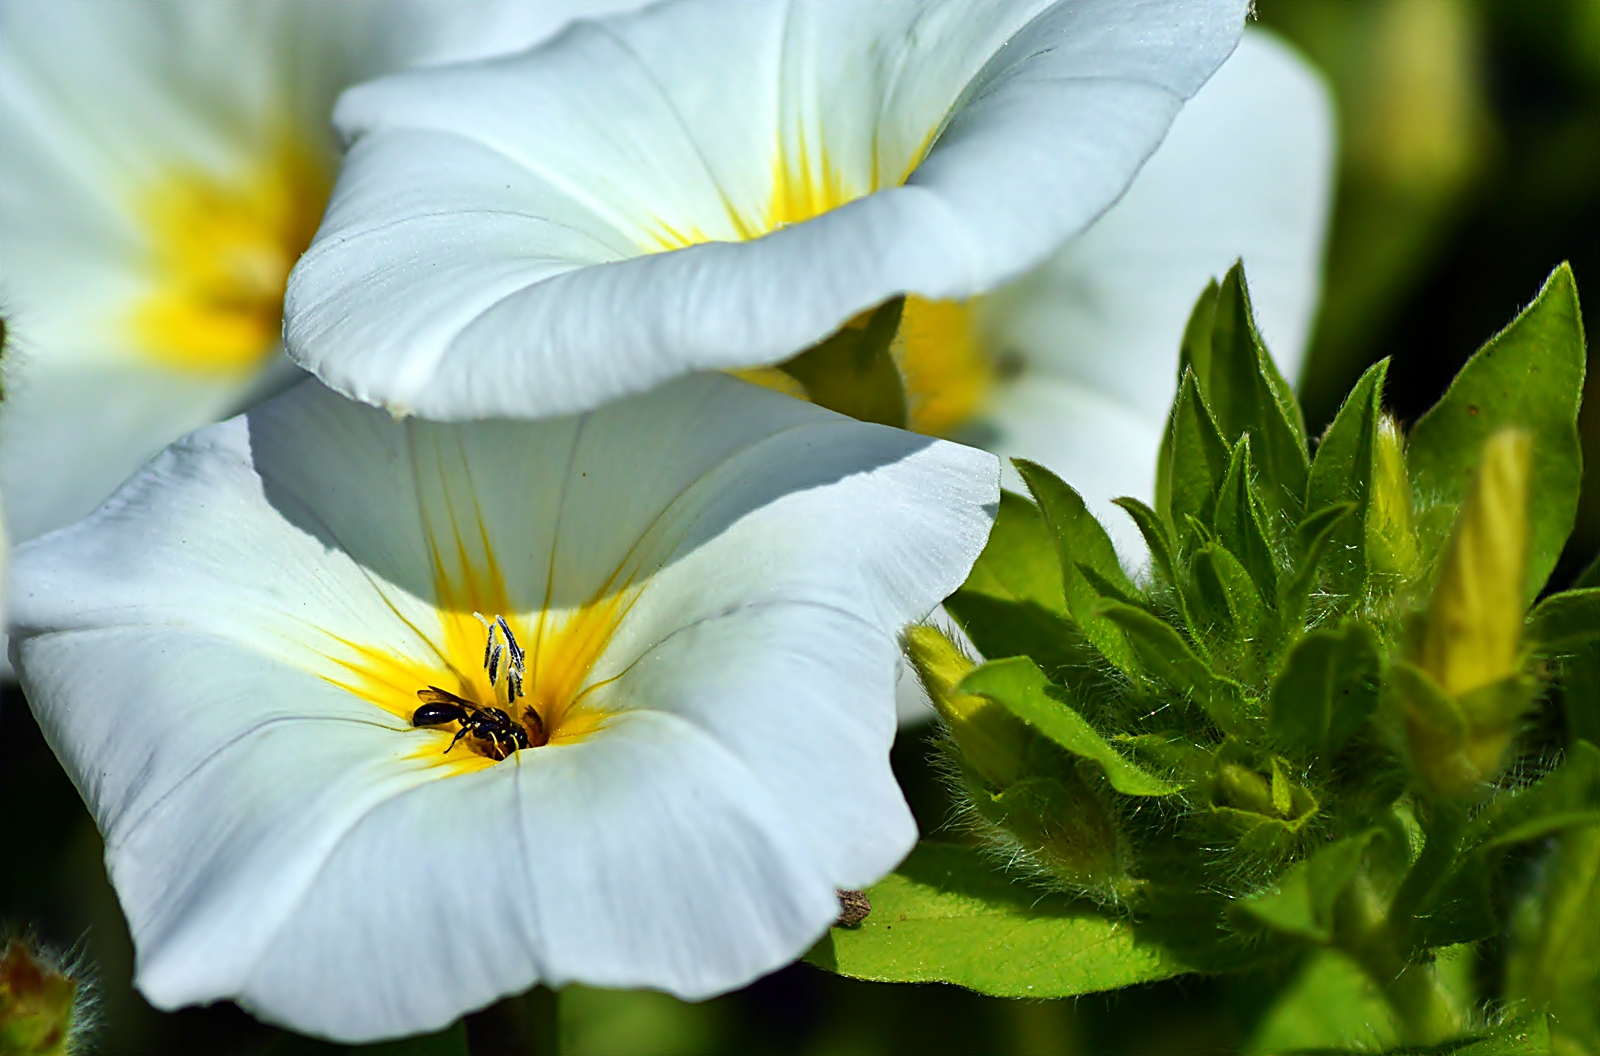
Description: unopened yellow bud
904,625,1027,788
0,940,80,1056
1368,415,1418,577
1417,429,1530,696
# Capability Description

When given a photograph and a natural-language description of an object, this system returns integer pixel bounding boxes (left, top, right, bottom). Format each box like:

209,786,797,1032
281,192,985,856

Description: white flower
0,0,638,550
7,373,996,1042
283,0,1250,422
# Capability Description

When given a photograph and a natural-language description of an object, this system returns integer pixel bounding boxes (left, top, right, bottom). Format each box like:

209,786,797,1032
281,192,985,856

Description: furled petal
0,0,634,547
980,28,1335,556
10,374,996,1041
284,0,1250,421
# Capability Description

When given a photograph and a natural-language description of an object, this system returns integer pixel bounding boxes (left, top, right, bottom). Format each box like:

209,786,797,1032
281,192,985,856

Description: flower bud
904,624,1027,788
1402,429,1534,797
0,939,82,1056
1367,414,1418,578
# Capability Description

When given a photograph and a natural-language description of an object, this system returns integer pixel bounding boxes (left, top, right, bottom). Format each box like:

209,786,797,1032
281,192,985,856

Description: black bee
411,686,546,759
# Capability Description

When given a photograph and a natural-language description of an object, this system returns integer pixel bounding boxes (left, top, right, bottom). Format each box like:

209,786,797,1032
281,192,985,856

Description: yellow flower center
130,134,330,373
324,528,627,774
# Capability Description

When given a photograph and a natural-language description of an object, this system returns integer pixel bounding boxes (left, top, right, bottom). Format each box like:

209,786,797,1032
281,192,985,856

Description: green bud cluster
0,937,92,1056
915,263,1599,1042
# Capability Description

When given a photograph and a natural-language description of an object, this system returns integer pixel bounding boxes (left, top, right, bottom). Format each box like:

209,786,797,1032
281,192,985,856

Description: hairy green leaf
809,842,1189,997
1015,460,1139,673
1113,497,1179,590
1278,503,1358,633
1269,623,1381,761
1213,437,1279,600
1526,587,1600,656
943,592,1092,688
1097,602,1251,735
1239,829,1380,943
964,658,1180,796
1306,359,1389,602
1199,263,1309,517
1408,264,1587,603
779,296,907,428
1186,543,1267,646
1161,371,1232,551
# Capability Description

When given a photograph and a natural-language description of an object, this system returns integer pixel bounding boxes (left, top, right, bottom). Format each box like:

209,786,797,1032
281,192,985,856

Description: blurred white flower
283,0,1250,421
0,0,639,550
8,373,996,1042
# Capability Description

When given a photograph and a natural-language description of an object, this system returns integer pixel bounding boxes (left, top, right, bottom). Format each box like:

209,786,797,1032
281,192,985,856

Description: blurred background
3,2,1597,1053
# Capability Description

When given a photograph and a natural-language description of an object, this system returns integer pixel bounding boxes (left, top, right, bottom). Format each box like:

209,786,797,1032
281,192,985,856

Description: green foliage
826,264,1597,1052
807,843,1188,997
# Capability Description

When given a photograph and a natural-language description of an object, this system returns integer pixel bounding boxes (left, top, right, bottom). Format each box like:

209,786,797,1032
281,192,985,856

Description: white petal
10,374,996,1040
0,0,624,550
285,0,1250,420
980,28,1334,558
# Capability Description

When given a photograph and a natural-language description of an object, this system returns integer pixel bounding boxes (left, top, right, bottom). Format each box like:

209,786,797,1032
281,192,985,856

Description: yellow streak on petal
130,133,330,373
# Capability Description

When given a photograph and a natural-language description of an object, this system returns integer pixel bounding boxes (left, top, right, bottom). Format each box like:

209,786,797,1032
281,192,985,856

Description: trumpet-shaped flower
7,374,996,1042
283,0,1251,421
0,0,639,550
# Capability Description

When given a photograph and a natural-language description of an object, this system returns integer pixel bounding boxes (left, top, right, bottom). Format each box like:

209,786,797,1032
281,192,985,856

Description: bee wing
416,685,477,710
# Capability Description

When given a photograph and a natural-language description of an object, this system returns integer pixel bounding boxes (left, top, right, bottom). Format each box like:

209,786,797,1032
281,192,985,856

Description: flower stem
465,986,560,1056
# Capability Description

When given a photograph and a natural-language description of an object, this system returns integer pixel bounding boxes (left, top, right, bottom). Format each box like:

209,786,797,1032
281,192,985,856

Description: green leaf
1239,829,1380,943
1269,622,1381,761
809,842,1189,997
1160,371,1232,551
1097,601,1251,735
1245,949,1402,1054
1526,587,1600,656
1306,359,1389,602
1113,496,1179,590
779,296,907,428
1154,278,1220,521
1015,460,1140,673
956,489,1065,614
1408,264,1587,603
1213,437,1279,600
1189,262,1309,522
963,657,1180,796
1186,543,1267,646
263,1024,468,1055
1506,822,1600,1056
1277,503,1358,634
943,592,1091,687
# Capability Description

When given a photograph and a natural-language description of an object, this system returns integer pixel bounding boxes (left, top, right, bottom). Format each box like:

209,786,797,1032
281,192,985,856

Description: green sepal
1526,587,1600,656
779,296,907,428
1407,263,1587,604
1268,622,1381,762
1153,277,1219,520
807,842,1189,997
1015,459,1140,673
1097,601,1251,735
1212,437,1279,600
1277,502,1357,635
1238,829,1380,943
1305,358,1389,602
1183,262,1309,523
943,592,1094,689
963,657,1181,796
1160,371,1232,552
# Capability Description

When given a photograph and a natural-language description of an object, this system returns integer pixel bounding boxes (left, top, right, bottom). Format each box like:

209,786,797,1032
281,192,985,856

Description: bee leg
445,723,472,754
